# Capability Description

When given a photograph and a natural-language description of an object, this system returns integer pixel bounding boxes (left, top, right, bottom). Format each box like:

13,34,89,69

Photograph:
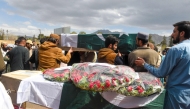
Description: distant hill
92,30,170,46
149,34,170,45
93,29,122,34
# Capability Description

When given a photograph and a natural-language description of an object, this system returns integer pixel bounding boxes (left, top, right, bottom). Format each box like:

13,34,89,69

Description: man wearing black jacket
9,37,29,71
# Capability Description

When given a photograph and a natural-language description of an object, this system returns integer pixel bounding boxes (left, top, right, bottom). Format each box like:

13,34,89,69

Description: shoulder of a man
146,48,159,53
129,49,142,55
54,47,62,51
9,47,17,54
167,45,179,53
51,47,62,54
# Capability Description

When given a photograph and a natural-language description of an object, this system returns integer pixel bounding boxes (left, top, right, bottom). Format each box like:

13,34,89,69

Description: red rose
101,86,105,90
112,78,117,86
52,74,59,78
88,73,96,79
105,80,111,88
95,80,101,88
138,88,144,93
89,82,94,89
136,86,141,90
74,76,82,83
59,73,64,78
74,78,79,83
125,77,129,82
127,86,133,92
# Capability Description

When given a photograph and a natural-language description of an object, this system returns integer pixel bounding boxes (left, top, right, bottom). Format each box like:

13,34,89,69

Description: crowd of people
0,21,190,109
0,31,168,77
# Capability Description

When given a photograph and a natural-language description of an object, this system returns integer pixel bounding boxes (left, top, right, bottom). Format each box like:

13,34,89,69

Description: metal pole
6,30,8,40
39,29,41,40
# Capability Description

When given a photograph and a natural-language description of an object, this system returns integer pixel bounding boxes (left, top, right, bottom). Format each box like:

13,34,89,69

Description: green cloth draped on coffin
77,34,137,53
59,82,165,109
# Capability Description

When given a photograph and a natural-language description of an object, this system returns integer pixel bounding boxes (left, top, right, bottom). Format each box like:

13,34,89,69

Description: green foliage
169,36,173,47
0,29,4,40
70,31,77,34
148,35,155,44
38,34,45,40
161,36,167,50
79,31,86,34
33,35,35,42
27,37,32,40
97,31,102,34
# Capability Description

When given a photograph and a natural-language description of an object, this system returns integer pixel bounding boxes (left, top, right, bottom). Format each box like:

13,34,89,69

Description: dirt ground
0,40,15,44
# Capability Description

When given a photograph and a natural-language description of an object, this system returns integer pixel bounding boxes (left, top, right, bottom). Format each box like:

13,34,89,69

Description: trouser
0,69,5,77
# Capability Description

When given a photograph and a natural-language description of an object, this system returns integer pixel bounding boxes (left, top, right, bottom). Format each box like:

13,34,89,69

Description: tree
161,36,167,51
79,31,86,34
38,34,44,40
0,29,4,40
33,35,35,42
148,35,155,44
169,36,173,47
70,31,77,34
27,37,32,40
6,30,8,40
97,31,102,34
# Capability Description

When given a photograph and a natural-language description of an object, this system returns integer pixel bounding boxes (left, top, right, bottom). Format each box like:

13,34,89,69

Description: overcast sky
0,0,190,36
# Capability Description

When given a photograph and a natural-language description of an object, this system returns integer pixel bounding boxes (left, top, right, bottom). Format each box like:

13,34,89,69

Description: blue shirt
144,39,190,109
161,55,165,61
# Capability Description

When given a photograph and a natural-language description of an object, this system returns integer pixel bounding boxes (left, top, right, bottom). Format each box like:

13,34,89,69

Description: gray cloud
5,0,190,32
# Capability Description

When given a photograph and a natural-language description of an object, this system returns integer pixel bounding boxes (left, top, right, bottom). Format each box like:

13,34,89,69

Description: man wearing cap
38,34,73,69
26,40,34,70
26,40,33,58
128,32,160,72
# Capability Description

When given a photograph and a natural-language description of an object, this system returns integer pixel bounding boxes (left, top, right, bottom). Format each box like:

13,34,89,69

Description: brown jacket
38,41,71,70
128,47,160,72
98,48,117,64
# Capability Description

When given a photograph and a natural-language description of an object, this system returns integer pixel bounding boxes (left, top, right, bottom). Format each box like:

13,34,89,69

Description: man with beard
0,49,5,76
1,42,8,64
135,21,190,109
128,32,160,72
98,35,123,65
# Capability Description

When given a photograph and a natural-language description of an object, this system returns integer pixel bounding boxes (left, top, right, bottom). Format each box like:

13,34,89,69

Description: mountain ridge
93,29,170,45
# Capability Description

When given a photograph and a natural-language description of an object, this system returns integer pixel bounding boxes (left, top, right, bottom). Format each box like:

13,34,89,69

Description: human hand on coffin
68,47,73,54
